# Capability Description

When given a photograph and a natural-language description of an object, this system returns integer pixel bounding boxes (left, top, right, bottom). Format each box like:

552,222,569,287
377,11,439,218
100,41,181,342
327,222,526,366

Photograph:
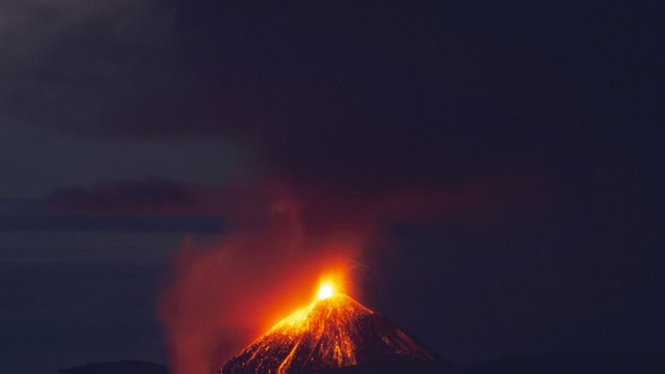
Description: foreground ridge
220,294,437,374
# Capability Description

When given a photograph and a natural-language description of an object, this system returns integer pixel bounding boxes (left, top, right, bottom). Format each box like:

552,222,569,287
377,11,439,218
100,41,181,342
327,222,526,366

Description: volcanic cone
220,292,439,374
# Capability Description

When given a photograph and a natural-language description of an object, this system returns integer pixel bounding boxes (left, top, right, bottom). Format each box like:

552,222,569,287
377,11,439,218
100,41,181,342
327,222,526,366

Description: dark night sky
1,1,663,374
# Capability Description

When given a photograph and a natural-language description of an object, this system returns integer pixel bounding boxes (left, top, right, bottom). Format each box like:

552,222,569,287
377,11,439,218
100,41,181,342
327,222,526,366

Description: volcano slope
220,294,441,374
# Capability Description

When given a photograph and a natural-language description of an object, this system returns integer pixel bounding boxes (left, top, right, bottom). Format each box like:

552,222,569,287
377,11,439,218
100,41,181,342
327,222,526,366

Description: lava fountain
219,278,439,374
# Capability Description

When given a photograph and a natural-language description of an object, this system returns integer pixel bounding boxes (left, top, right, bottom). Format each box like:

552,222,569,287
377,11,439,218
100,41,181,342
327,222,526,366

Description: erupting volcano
220,280,440,374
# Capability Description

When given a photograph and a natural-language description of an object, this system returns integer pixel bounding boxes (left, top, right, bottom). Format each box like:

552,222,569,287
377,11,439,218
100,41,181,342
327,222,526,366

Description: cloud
44,178,272,225
0,0,177,135
0,121,244,199
0,212,224,234
0,230,194,264
49,179,200,214
43,170,551,233
1,1,576,195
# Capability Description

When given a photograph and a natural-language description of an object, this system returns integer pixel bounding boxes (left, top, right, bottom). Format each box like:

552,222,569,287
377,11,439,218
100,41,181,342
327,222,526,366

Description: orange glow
313,268,347,302
317,283,334,299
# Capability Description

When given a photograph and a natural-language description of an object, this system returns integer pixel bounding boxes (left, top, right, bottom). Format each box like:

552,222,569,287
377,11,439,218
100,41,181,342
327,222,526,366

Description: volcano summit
220,285,439,374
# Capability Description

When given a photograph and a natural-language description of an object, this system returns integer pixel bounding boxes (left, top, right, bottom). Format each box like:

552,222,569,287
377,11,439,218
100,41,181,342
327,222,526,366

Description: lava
317,284,334,300
220,282,437,374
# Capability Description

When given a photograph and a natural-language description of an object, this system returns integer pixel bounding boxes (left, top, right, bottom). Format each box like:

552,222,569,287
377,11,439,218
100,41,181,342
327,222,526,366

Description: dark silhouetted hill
56,352,665,374
58,360,166,374
458,352,665,374
329,355,450,374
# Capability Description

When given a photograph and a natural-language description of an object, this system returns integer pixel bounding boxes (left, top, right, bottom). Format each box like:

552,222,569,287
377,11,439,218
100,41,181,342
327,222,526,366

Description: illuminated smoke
157,172,546,374
158,199,367,374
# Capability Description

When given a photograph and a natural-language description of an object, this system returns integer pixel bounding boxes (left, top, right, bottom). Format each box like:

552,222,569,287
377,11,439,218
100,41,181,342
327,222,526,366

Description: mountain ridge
58,360,167,374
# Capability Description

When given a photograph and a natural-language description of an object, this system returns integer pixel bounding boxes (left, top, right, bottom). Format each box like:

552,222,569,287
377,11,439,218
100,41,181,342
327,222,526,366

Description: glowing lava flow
220,283,436,374
317,284,334,300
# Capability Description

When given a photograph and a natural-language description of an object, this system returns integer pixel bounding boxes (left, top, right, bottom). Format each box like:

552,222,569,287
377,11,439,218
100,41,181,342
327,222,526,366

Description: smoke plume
20,2,560,373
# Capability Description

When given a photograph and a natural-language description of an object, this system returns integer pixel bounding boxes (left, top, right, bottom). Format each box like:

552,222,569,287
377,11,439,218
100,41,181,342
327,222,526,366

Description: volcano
220,284,439,374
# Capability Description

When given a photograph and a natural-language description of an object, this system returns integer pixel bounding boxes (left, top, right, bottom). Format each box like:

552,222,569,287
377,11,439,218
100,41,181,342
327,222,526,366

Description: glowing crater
317,284,334,300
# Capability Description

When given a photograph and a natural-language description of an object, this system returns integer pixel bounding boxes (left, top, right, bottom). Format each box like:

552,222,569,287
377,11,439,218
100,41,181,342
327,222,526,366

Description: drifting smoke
29,3,559,374
156,172,546,374
157,192,368,374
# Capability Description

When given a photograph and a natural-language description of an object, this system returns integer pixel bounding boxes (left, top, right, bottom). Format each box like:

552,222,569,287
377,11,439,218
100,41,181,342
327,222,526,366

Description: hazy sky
1,2,663,374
